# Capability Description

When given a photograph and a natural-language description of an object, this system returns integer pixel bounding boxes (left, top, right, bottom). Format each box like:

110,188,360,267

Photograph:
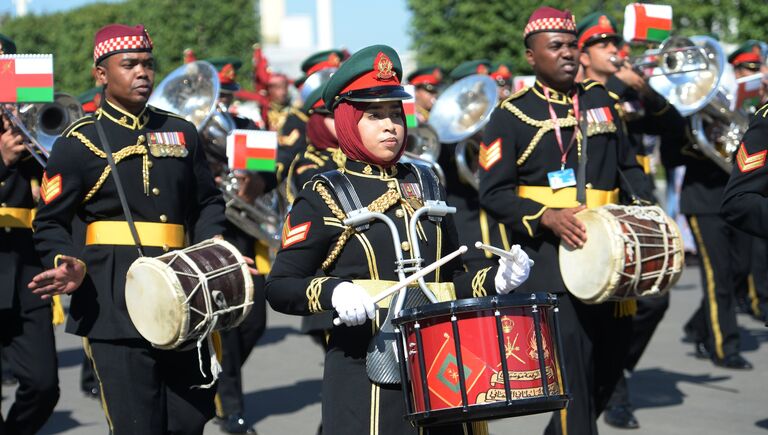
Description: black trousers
545,293,632,435
0,304,59,435
685,215,742,359
86,338,216,435
216,275,267,416
745,237,768,320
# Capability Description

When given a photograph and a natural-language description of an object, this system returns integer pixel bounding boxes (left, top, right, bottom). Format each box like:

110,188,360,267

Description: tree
0,0,259,95
407,0,768,75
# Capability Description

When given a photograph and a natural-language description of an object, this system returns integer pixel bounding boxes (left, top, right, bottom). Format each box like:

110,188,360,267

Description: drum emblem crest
528,328,550,361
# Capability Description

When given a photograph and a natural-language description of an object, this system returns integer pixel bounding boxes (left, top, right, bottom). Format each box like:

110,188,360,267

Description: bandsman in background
0,33,60,435
266,73,291,132
660,43,755,372
206,57,275,434
29,24,227,433
449,59,492,82
405,65,444,123
266,44,531,435
576,12,689,429
490,61,514,101
478,7,654,434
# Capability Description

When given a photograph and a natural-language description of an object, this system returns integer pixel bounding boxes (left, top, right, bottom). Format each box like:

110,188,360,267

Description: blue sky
0,0,413,53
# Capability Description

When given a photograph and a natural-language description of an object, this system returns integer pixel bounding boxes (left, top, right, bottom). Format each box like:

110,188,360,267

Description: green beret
301,86,328,115
576,12,621,49
449,60,491,81
322,44,411,111
406,65,445,90
728,40,763,67
204,57,242,92
0,33,17,55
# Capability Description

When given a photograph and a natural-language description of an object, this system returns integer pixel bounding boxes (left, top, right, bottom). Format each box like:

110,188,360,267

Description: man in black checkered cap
29,23,227,434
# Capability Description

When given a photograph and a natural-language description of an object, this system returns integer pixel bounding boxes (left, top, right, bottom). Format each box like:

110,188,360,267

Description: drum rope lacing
166,242,253,388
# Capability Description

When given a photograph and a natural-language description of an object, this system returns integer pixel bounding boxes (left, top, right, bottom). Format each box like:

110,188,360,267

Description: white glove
331,281,377,327
494,245,532,294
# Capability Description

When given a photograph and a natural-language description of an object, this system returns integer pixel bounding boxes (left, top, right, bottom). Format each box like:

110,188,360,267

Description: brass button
4,227,10,233
159,214,168,223
395,209,405,218
0,203,6,207
387,181,397,189
147,161,154,168
162,244,170,252
400,241,410,252
0,181,5,187
152,187,160,196
586,183,593,189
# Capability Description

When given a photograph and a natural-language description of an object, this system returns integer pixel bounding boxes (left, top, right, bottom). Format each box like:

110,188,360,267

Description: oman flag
0,54,54,103
226,129,278,172
403,84,418,128
733,73,763,111
623,3,673,44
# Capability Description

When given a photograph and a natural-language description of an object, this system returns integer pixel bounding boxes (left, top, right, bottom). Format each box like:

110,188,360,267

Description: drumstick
474,241,535,267
332,245,468,326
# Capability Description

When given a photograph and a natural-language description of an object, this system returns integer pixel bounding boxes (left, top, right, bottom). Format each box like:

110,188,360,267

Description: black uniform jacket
33,99,226,339
285,145,344,203
478,79,651,294
266,159,500,317
276,108,309,183
722,103,768,236
0,151,46,311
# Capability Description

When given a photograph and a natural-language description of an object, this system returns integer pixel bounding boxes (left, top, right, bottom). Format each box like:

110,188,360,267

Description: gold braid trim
306,277,331,313
472,267,492,297
71,131,106,158
331,148,346,168
503,102,578,167
315,182,401,271
304,150,327,166
83,145,148,202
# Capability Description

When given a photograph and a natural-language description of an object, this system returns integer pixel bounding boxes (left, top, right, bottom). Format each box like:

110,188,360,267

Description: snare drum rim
392,292,557,326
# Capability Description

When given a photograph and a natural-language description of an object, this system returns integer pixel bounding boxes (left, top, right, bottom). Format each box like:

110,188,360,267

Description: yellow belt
636,155,652,175
0,207,35,229
85,221,185,249
352,280,456,308
517,185,619,209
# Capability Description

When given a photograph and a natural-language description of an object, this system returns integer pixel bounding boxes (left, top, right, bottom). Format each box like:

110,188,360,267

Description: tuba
647,36,747,172
148,61,282,248
402,124,445,185
429,74,498,190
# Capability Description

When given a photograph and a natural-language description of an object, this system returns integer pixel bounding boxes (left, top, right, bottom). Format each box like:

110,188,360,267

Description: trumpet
609,36,710,77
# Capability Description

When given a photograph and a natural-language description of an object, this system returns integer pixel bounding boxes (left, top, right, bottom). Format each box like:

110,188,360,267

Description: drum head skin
559,208,624,303
125,257,188,347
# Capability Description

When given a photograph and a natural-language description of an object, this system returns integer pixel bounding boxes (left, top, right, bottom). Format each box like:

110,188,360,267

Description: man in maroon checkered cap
478,6,653,435
30,23,228,434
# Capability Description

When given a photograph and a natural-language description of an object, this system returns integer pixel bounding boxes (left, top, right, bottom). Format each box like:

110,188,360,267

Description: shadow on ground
629,367,732,410
244,379,322,424
39,410,89,434
257,326,301,347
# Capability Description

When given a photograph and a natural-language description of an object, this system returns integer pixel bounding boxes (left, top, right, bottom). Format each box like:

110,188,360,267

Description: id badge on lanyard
543,86,579,190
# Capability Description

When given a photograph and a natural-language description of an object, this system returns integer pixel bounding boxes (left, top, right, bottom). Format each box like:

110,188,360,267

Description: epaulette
607,90,621,101
290,107,309,123
756,102,768,118
581,79,605,91
499,86,529,107
304,148,328,166
62,115,95,137
147,105,189,121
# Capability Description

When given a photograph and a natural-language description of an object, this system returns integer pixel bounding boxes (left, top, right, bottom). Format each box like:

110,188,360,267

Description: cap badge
433,68,443,81
477,64,489,75
328,52,341,67
598,15,610,28
375,52,395,80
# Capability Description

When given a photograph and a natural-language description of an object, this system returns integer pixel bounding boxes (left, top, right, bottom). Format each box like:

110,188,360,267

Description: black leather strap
313,170,369,230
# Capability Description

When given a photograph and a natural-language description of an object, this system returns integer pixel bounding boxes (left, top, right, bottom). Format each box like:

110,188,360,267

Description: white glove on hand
494,245,532,294
331,281,377,327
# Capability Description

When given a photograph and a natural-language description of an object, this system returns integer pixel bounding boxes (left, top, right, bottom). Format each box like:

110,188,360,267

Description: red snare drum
393,293,569,426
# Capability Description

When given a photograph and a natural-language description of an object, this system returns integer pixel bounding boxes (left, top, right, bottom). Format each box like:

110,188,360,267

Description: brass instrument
429,74,498,190
609,36,711,77
300,68,336,103
149,61,282,247
402,124,445,185
647,35,746,172
1,92,84,166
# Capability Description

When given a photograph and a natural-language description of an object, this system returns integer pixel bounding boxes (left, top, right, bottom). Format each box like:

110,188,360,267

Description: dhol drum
393,293,569,426
125,238,254,349
559,204,684,304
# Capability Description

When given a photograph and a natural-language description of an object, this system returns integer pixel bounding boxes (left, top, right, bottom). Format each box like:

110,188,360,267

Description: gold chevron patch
736,142,767,173
279,129,300,147
282,216,311,248
40,172,62,204
479,138,502,171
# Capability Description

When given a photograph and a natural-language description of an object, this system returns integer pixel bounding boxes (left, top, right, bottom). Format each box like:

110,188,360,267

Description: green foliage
0,0,259,95
407,0,768,75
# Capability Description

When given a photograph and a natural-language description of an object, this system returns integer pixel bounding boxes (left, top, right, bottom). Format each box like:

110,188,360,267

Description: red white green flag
0,54,54,103
403,84,418,128
733,73,763,111
226,129,278,172
623,3,673,43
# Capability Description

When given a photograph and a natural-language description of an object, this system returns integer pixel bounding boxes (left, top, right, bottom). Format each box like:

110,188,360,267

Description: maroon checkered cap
524,7,576,40
93,24,153,65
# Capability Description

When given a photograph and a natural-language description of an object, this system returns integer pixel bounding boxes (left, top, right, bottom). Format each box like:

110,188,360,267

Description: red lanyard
543,86,579,169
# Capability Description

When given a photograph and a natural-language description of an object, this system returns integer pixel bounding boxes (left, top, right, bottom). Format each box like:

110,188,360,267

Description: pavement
2,263,767,435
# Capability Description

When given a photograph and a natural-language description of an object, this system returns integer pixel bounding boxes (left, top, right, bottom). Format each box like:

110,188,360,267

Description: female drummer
265,45,531,435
